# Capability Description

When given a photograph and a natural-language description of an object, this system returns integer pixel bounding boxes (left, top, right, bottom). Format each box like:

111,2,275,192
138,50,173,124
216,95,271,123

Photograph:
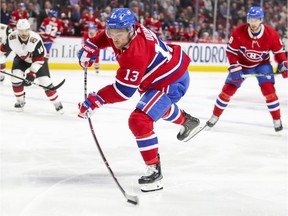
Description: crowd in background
1,0,287,44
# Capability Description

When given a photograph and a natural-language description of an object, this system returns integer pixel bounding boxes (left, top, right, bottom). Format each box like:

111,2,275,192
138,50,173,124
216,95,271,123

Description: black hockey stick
83,65,139,205
0,70,65,91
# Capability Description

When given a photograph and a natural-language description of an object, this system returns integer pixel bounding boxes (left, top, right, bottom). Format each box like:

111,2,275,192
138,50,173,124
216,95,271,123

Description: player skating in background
0,19,64,113
77,8,200,192
39,10,64,61
206,6,288,132
0,23,12,83
82,23,100,74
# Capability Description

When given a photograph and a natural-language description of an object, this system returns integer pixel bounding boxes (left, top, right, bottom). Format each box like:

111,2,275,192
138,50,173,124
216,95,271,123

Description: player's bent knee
129,109,154,137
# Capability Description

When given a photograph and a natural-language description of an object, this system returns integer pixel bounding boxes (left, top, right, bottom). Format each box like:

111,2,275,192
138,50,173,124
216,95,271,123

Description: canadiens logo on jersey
239,47,268,62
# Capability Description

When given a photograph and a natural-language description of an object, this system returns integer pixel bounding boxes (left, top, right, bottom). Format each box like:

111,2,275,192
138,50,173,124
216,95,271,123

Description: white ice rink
0,70,287,216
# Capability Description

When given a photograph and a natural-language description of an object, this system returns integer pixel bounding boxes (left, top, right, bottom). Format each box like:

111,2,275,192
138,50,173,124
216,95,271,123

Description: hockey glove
277,61,288,78
23,72,36,86
228,65,243,82
78,92,104,119
78,39,98,68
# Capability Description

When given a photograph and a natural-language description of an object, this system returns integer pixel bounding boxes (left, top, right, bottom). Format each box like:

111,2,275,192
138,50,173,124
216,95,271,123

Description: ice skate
0,74,5,82
206,114,219,127
177,111,200,142
54,101,64,114
14,97,26,111
139,162,163,192
273,119,283,132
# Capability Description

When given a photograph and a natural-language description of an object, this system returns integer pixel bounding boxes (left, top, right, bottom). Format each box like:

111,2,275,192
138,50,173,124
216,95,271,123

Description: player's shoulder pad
0,24,7,31
9,32,17,40
29,31,42,43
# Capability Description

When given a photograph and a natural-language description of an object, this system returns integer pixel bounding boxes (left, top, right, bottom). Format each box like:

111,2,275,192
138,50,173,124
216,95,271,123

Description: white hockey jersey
1,30,46,73
0,23,10,44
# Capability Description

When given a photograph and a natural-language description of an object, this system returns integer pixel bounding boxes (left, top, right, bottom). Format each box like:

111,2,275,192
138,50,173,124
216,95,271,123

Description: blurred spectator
37,0,52,29
79,6,98,35
61,12,75,36
183,24,197,42
198,32,212,43
9,2,29,30
145,11,163,39
70,4,81,36
129,0,140,21
31,0,41,15
27,2,37,30
1,2,11,25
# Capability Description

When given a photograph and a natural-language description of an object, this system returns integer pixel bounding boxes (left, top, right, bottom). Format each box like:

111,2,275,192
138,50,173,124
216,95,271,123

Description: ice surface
0,70,287,216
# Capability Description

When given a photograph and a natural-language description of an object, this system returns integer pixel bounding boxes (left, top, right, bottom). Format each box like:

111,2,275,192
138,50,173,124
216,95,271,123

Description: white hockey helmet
16,19,30,30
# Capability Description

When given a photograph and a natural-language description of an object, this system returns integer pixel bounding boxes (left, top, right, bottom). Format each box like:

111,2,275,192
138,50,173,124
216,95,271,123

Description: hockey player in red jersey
82,23,100,74
206,6,288,132
39,10,64,61
9,2,29,30
77,8,200,192
0,19,64,113
145,11,163,39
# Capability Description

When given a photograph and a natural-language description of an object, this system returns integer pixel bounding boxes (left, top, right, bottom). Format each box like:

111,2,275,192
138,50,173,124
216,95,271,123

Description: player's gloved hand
277,61,288,78
78,92,104,119
228,64,243,82
23,71,36,86
78,39,98,68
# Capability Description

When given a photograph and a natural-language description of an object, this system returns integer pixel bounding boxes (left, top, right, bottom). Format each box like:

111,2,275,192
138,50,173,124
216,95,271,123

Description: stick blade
125,193,139,205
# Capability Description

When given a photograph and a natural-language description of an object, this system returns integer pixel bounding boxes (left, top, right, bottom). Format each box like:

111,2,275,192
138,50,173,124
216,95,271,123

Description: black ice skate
14,97,26,111
139,161,163,192
273,119,283,132
54,101,64,114
177,111,200,142
0,74,5,82
206,114,219,127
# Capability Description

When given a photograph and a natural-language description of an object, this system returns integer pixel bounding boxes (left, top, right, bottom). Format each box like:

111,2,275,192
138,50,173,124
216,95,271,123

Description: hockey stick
83,65,139,205
241,71,282,78
0,70,65,91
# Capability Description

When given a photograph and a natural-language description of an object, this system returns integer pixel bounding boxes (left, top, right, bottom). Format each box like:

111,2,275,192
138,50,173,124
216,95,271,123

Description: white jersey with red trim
1,30,46,73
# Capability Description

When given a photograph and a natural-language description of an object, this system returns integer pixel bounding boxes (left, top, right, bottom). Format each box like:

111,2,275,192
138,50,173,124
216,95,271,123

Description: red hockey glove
23,71,36,86
228,65,243,82
78,92,104,119
78,39,98,68
277,61,288,78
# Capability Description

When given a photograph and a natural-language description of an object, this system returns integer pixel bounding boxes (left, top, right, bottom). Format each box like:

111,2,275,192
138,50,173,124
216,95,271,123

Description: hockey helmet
89,23,97,30
49,10,58,17
247,6,264,19
16,19,30,30
19,2,26,8
106,8,136,30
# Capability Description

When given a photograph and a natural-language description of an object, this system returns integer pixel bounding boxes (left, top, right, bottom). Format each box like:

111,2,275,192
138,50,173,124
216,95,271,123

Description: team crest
30,37,37,43
245,50,263,61
9,34,16,40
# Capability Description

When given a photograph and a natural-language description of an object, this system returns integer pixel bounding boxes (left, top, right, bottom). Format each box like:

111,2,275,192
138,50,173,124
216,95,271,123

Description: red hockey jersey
226,23,286,69
89,23,191,104
39,17,64,42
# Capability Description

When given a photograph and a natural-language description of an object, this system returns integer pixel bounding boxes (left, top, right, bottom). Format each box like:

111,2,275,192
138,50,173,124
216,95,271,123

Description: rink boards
5,37,278,72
